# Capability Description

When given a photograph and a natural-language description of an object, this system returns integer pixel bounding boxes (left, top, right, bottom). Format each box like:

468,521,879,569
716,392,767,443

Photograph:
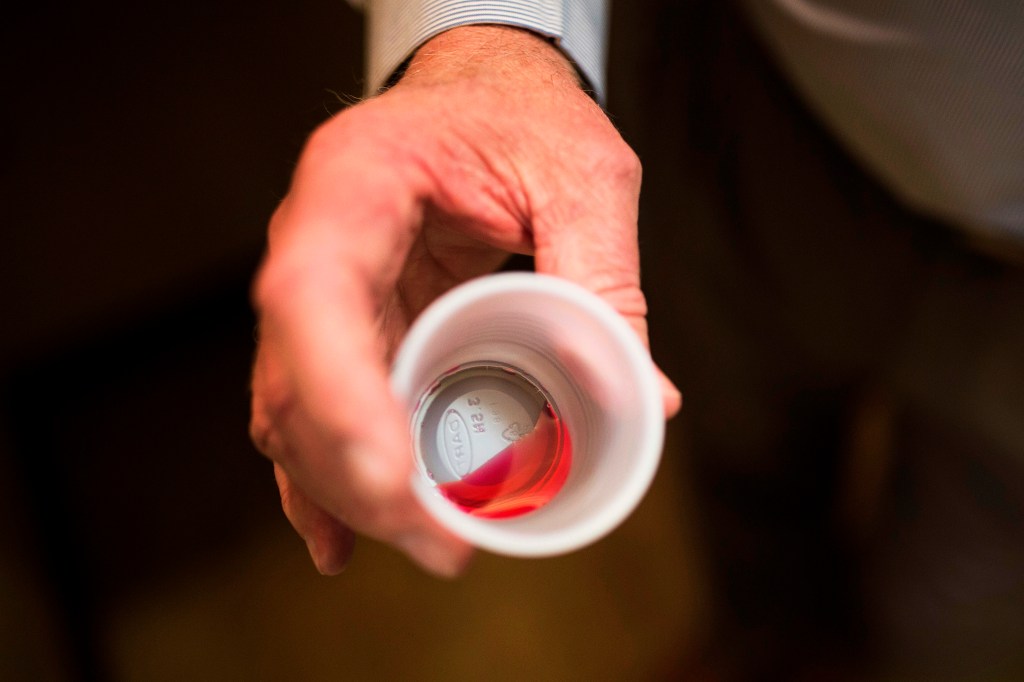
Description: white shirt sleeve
744,0,1024,239
351,1,610,102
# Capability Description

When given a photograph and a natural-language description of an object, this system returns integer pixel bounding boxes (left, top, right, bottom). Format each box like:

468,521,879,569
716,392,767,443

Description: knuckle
264,200,291,248
575,136,642,194
248,380,296,464
356,459,408,506
577,125,638,175
343,457,412,534
606,141,642,184
303,115,352,162
250,262,278,313
251,257,300,317
301,104,395,170
248,414,271,455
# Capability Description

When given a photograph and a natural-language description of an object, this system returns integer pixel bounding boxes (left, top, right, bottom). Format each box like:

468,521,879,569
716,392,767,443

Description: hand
249,25,682,578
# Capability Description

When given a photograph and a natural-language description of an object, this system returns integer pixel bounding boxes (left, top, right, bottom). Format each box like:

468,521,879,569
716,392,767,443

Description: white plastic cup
390,272,665,557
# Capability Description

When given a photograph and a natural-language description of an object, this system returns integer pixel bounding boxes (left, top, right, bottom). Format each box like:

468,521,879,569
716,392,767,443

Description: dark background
3,1,356,677
2,3,707,680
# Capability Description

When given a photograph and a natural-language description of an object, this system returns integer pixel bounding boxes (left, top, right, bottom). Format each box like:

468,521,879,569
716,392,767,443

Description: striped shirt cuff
359,1,609,102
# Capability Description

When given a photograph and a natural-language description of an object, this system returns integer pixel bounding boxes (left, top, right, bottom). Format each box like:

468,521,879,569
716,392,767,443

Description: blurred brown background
1,2,709,680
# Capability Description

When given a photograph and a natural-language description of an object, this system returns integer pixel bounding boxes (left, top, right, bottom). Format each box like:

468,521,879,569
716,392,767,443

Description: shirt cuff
361,1,609,103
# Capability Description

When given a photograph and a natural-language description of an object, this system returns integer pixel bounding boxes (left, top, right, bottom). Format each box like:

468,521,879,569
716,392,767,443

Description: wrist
396,25,582,93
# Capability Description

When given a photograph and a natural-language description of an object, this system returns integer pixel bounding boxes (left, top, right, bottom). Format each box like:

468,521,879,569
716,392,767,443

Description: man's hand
249,25,681,578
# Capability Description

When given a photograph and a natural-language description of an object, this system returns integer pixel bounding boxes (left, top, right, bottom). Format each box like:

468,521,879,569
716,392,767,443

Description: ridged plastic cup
390,273,664,557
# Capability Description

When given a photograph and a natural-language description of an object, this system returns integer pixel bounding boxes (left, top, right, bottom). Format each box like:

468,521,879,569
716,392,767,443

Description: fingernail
396,532,468,579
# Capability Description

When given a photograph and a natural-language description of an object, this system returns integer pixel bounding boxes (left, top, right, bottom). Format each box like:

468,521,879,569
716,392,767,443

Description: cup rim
391,272,665,557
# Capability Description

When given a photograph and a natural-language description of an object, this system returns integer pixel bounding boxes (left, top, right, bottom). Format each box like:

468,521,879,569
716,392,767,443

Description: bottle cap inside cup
413,363,551,484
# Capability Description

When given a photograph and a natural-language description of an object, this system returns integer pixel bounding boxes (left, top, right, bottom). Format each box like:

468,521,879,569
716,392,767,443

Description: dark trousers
612,2,1024,677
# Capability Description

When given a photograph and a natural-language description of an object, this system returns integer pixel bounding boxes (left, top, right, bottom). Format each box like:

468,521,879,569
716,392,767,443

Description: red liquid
438,404,571,518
